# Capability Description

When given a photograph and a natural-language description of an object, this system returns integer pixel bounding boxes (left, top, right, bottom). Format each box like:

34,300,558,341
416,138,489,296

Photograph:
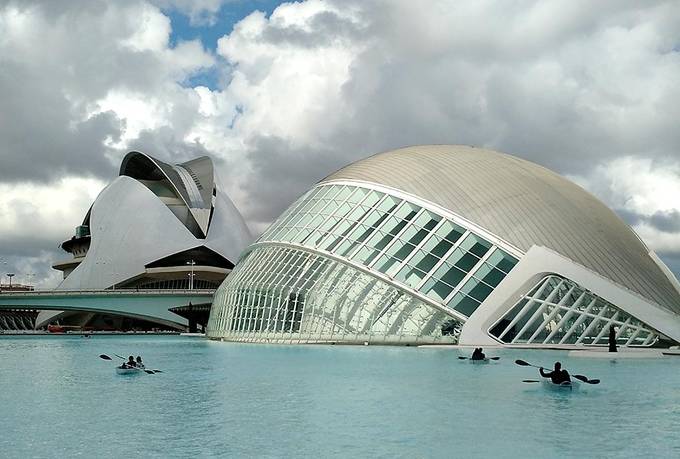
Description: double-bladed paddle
98,354,161,374
515,359,600,384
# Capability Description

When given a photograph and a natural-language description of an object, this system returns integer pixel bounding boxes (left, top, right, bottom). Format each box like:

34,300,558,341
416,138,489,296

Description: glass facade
257,183,518,318
489,275,661,347
208,245,462,344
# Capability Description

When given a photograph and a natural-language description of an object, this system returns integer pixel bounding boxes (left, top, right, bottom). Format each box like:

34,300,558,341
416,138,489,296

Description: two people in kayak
121,355,144,369
540,362,570,384
471,348,486,361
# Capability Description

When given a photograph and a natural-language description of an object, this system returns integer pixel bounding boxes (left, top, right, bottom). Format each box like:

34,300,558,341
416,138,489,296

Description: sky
0,0,679,288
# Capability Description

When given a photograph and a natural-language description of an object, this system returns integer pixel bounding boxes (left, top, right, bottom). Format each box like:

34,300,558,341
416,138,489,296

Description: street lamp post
187,260,196,290
7,273,15,290
27,273,35,290
0,260,6,291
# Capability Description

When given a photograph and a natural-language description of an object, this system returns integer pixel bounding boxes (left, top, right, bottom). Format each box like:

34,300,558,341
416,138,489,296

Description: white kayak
116,365,145,375
542,379,580,392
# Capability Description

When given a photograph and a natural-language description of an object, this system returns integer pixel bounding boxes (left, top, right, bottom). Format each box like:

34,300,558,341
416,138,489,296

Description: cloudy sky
0,0,679,288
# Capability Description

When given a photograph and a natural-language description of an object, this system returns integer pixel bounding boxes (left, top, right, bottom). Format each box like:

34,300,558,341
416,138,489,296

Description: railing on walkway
0,289,216,297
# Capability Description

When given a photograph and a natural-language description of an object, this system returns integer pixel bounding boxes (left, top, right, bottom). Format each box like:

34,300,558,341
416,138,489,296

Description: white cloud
2,0,680,284
571,157,680,256
0,177,106,244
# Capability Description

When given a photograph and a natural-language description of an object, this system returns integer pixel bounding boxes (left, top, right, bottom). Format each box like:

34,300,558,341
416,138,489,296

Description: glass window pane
362,191,383,207
479,267,505,288
335,238,354,255
394,202,420,220
347,206,369,221
467,280,494,303
415,253,439,274
413,211,441,230
449,293,481,317
346,187,368,203
424,279,454,302
406,228,430,247
455,252,480,272
386,240,416,261
435,264,467,288
430,239,453,259
487,250,518,273
383,216,409,236
377,196,400,212
436,221,465,243
323,185,343,200
396,265,427,288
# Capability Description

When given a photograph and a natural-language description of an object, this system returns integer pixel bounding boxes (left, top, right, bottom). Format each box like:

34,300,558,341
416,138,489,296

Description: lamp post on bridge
0,260,6,291
27,273,35,291
186,260,196,290
7,273,15,290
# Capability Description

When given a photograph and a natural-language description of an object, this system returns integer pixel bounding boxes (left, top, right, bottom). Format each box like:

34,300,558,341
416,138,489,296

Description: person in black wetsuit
122,355,136,369
540,362,570,384
471,348,486,360
608,326,617,353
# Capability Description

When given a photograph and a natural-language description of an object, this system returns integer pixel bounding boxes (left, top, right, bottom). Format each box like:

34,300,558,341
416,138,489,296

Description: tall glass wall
257,183,518,318
489,275,661,347
208,245,462,344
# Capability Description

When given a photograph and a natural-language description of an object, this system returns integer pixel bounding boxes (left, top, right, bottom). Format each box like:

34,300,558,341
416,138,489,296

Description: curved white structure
207,145,680,347
45,151,252,329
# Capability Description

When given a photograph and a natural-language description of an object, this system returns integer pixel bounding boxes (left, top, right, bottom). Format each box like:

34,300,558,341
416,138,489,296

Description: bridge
0,289,215,329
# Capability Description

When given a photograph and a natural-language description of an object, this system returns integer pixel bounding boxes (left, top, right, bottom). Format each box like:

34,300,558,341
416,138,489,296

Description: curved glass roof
321,145,680,314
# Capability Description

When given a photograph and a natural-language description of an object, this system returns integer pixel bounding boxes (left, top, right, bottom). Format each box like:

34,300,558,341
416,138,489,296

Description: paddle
522,380,540,383
515,359,600,384
99,354,160,374
458,356,500,360
572,374,600,385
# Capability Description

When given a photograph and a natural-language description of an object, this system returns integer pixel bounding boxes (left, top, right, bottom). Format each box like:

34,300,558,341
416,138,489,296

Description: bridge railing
0,289,217,297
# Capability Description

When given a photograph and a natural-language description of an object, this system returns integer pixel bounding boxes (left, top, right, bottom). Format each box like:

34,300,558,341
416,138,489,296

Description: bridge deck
0,289,216,328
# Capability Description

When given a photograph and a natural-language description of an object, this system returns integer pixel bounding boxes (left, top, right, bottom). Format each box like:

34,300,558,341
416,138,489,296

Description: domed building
43,151,252,330
207,145,680,347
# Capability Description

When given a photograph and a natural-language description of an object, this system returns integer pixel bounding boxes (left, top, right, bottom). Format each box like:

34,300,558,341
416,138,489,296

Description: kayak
542,379,580,391
116,365,145,375
470,358,491,364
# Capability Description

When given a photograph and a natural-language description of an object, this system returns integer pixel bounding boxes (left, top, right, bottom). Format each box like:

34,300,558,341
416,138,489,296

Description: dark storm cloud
0,61,121,182
648,210,680,234
615,207,680,236
239,135,352,226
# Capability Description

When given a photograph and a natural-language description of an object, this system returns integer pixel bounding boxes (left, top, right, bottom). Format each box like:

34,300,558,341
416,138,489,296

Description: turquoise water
2,336,680,458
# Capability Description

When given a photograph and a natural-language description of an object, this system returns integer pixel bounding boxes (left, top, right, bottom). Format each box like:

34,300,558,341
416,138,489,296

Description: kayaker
608,326,617,353
136,356,144,368
123,355,136,369
471,348,486,361
539,362,570,384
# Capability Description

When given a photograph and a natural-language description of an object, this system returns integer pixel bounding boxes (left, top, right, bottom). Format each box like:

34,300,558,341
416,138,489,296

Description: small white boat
542,379,579,392
116,365,145,375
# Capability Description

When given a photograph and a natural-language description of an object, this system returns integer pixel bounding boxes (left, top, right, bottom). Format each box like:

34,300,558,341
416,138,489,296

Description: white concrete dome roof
321,144,680,313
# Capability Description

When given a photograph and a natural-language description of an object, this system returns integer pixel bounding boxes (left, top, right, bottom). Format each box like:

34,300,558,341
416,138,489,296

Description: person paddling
471,347,486,361
539,362,570,384
135,356,144,368
122,355,136,369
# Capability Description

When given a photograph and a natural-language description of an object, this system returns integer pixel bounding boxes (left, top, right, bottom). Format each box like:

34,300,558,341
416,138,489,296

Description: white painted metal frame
489,275,660,347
